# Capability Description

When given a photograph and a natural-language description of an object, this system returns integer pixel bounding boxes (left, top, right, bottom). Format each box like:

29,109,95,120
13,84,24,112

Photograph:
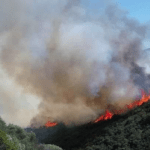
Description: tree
0,117,7,132
0,129,19,150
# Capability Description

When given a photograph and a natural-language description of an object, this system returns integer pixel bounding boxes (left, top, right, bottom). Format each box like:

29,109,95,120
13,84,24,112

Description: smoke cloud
0,0,148,128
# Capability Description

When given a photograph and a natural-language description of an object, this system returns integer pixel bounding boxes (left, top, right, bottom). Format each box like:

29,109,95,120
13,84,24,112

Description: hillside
1,98,150,150
30,100,150,150
0,117,62,150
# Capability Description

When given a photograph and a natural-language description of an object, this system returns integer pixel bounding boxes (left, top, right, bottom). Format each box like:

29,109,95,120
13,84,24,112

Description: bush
6,134,25,150
4,123,44,150
0,117,7,132
5,124,27,141
0,129,19,150
42,144,63,150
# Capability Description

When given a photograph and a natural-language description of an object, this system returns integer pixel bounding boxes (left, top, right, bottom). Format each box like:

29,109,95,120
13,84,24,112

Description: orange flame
45,89,150,127
94,89,150,123
45,121,57,128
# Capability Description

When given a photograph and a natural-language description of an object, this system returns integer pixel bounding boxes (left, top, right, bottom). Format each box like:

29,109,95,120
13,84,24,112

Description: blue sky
114,0,150,24
115,0,150,49
82,0,150,24
82,0,150,49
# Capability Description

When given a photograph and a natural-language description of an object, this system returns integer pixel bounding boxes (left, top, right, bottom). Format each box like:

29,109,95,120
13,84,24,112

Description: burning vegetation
94,89,150,123
44,89,150,128
38,91,150,150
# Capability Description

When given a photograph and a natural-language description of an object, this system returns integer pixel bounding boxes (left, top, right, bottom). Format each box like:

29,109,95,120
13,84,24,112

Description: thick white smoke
0,0,148,128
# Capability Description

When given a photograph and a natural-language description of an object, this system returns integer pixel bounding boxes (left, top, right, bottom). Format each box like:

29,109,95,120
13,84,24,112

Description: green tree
42,144,63,150
6,134,25,150
0,129,19,150
0,117,7,132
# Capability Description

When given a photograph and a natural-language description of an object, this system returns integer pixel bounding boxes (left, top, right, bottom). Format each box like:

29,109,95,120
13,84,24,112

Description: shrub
6,134,25,150
0,129,19,150
42,144,63,150
6,124,27,141
0,117,7,132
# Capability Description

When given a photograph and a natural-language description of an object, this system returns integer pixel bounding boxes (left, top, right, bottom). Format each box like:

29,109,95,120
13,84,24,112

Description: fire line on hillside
45,89,150,128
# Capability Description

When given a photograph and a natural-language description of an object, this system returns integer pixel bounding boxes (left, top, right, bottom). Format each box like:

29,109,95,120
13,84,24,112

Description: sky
115,0,150,49
115,0,150,24
82,0,150,24
81,0,150,49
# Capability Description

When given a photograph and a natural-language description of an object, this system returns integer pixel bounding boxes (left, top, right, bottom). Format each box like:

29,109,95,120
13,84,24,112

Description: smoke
0,0,148,128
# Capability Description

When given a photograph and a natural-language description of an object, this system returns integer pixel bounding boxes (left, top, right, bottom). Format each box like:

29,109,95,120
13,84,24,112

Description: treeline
1,99,150,150
0,118,45,150
0,117,63,150
38,100,150,150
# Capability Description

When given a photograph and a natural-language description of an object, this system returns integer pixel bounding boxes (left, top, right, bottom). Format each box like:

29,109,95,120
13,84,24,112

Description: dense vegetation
1,99,150,150
0,117,62,150
35,100,150,150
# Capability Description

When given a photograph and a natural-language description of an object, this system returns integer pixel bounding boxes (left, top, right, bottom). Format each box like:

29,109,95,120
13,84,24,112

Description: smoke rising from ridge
0,0,148,128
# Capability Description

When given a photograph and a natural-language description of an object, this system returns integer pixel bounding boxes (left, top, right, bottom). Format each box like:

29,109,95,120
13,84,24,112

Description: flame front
45,121,57,128
94,89,150,123
45,89,150,127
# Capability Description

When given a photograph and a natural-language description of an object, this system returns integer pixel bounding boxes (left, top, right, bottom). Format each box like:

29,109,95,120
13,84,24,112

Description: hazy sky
115,0,150,49
81,0,150,49
114,0,150,24
82,0,150,24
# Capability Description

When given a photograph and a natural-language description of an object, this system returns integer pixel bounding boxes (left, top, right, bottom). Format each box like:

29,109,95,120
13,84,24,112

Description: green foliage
27,131,37,143
0,117,7,132
42,144,63,150
6,124,18,136
6,124,27,140
6,134,25,150
20,132,42,150
38,100,150,150
6,125,26,147
1,97,150,150
76,101,150,150
0,129,19,150
0,122,45,150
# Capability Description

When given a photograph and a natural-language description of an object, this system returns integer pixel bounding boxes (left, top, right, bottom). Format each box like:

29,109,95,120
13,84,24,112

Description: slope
37,100,150,150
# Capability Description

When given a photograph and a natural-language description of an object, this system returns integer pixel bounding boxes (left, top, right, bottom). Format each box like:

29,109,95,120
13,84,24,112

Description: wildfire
94,89,150,123
45,121,57,128
45,89,150,128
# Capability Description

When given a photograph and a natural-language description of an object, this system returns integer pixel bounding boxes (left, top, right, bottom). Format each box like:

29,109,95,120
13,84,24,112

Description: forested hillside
34,100,150,150
0,117,62,150
1,99,150,150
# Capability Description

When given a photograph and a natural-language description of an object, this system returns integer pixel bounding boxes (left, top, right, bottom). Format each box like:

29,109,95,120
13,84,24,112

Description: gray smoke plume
0,0,148,128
